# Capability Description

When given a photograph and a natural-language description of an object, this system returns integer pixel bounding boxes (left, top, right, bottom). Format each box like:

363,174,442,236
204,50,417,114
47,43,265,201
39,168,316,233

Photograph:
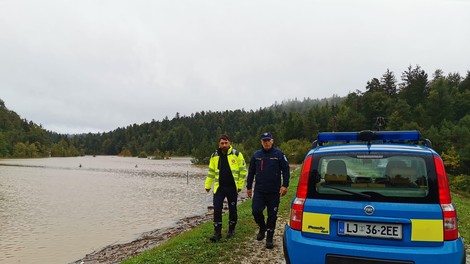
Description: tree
279,139,311,164
446,72,461,88
335,104,367,131
426,78,454,124
399,65,429,107
13,142,27,157
283,112,304,141
365,78,382,93
138,151,148,158
119,148,132,157
360,91,392,130
0,132,9,157
432,69,444,81
458,71,470,92
381,69,397,95
191,139,213,164
441,146,460,174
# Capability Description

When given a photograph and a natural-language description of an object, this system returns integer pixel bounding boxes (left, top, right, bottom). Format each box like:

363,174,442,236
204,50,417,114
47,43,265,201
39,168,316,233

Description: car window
308,153,437,203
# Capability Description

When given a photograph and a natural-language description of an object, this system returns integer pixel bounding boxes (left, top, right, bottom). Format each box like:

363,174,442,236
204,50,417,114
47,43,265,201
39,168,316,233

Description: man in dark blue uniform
246,132,290,249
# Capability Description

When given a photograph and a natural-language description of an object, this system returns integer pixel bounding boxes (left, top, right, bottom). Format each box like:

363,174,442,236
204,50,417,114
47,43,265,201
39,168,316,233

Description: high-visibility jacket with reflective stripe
205,146,247,193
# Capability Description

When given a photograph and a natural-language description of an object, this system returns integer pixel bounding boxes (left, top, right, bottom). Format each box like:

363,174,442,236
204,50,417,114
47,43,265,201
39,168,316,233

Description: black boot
265,229,274,249
210,223,222,242
226,221,236,239
256,224,266,241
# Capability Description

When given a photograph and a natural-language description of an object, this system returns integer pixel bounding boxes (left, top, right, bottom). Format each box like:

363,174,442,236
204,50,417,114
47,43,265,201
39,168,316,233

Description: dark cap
260,132,273,140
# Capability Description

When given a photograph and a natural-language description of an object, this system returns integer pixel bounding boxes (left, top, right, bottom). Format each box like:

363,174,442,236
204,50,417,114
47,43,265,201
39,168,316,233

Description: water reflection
0,156,208,264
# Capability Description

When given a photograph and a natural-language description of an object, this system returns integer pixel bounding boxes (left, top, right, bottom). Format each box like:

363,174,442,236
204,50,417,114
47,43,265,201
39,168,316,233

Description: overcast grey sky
1,0,469,134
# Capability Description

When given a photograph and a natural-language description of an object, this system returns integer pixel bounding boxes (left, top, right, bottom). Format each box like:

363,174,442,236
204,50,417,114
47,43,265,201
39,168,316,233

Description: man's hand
280,186,288,197
205,188,210,193
247,189,253,198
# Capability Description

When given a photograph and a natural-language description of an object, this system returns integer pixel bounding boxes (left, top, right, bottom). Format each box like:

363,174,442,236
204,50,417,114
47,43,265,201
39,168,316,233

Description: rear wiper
321,185,372,198
361,191,386,198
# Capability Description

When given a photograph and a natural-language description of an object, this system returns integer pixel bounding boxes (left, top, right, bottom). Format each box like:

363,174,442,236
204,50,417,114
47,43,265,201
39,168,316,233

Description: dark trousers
213,185,238,225
252,191,280,229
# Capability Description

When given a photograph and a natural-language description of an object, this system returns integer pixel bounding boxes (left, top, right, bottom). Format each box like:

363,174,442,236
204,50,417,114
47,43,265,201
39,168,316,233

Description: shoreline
72,194,250,264
71,212,213,264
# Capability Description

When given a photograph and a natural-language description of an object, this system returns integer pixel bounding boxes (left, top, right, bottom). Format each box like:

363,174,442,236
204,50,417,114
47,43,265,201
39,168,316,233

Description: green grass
452,191,470,246
122,169,470,263
121,170,300,264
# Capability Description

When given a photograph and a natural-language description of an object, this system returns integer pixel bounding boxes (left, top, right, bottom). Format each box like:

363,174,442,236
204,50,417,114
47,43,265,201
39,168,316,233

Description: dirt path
237,215,287,264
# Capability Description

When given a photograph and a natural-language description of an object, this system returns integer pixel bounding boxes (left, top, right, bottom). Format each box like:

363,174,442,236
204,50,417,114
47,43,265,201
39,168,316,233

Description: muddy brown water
0,156,209,264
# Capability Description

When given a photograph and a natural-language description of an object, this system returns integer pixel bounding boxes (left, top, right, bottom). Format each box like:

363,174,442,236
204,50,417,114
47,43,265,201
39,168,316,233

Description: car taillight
289,155,312,231
434,155,459,240
290,198,305,230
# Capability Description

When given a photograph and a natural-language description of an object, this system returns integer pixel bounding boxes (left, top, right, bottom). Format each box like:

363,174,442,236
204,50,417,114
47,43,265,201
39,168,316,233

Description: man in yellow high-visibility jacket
205,134,247,242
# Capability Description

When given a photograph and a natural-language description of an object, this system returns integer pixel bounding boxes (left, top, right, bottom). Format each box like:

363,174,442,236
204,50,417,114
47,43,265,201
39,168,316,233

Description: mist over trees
1,65,470,179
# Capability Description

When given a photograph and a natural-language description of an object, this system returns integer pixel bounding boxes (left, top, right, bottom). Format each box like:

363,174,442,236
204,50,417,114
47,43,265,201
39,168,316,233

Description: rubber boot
210,223,222,242
226,221,236,239
265,229,274,249
256,223,266,241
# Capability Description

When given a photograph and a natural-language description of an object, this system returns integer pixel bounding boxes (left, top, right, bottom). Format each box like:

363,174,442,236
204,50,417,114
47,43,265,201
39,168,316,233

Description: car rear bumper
284,225,465,264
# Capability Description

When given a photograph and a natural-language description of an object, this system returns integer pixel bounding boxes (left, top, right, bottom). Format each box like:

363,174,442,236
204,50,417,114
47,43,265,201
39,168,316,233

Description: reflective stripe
302,212,331,235
411,219,443,242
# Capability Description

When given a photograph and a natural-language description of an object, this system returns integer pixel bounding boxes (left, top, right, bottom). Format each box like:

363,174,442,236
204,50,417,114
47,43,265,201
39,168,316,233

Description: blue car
283,130,466,264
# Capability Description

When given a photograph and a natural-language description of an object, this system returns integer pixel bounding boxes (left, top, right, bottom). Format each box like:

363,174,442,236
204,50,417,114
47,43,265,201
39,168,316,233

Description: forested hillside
1,65,470,188
0,100,80,158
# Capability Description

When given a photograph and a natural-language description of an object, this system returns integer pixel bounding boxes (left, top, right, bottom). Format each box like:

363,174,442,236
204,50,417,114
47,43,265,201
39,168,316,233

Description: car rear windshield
307,153,439,203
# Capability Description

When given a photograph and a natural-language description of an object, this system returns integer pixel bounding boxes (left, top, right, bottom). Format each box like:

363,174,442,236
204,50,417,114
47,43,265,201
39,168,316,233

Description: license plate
338,221,402,239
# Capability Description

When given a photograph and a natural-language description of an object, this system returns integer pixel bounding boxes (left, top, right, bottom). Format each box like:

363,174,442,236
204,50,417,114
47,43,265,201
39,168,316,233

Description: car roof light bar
316,130,423,145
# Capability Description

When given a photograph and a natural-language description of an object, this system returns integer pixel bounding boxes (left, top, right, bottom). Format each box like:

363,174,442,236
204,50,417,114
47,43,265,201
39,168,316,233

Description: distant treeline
1,65,469,176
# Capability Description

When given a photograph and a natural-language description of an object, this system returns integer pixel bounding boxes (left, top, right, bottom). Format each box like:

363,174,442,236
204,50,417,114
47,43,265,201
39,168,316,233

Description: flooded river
0,156,208,264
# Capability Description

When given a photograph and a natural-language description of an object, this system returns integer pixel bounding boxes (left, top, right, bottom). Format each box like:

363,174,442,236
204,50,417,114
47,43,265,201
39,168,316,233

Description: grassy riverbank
122,169,470,264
